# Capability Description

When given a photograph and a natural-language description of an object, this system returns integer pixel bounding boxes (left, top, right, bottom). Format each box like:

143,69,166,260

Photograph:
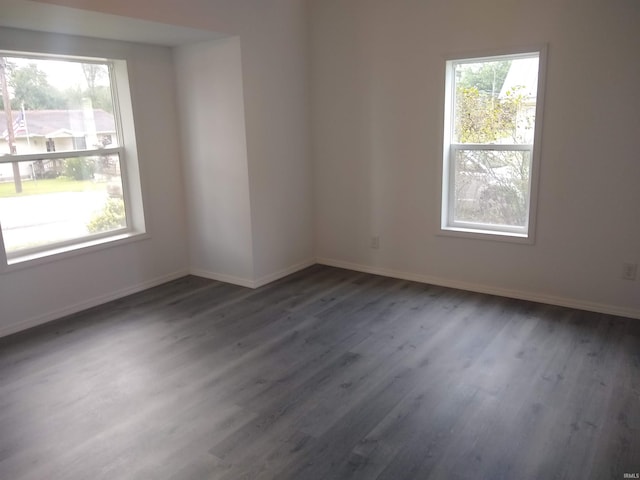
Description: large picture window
0,52,144,265
441,50,545,239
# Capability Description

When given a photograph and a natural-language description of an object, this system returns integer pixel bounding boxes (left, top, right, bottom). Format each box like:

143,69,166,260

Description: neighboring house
0,109,116,181
499,57,539,144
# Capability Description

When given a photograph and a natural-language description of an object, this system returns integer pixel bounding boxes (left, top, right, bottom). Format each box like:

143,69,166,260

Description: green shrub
64,157,96,181
87,198,126,233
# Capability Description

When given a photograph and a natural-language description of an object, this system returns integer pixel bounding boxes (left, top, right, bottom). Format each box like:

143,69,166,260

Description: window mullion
450,143,532,151
0,147,123,165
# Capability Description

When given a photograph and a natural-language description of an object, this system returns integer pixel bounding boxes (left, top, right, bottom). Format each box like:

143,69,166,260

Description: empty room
0,0,639,479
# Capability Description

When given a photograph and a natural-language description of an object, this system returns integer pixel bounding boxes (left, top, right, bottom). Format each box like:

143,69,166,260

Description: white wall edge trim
190,258,316,290
189,268,256,289
253,258,317,288
5,256,634,339
2,260,317,338
316,257,640,320
0,269,190,339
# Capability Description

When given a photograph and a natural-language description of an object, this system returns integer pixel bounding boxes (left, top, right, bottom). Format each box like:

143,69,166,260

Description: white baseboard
2,259,316,338
189,268,255,288
5,256,636,339
316,257,640,320
0,269,190,338
253,258,316,288
190,258,316,289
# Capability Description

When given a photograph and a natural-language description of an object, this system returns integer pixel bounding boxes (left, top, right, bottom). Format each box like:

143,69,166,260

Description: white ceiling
0,0,225,46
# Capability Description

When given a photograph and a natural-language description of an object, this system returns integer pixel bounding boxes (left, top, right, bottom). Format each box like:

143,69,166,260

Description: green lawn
0,178,104,198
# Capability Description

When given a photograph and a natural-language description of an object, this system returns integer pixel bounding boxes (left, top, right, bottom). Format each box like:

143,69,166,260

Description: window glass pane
453,149,531,227
453,56,538,145
0,154,126,254
1,56,117,156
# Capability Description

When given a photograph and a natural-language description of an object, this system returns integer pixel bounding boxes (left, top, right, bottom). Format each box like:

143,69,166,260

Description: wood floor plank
0,266,638,480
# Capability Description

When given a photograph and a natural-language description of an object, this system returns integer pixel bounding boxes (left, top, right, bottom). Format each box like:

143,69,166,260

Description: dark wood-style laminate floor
1,265,638,480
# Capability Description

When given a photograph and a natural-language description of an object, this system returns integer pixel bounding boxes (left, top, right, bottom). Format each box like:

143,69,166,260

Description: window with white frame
0,52,144,265
441,50,544,239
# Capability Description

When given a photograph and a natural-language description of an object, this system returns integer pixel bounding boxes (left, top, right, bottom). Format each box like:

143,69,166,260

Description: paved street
0,190,109,252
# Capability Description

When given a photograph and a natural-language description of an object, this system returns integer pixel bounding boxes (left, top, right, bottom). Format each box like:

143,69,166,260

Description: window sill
438,226,534,245
1,231,150,273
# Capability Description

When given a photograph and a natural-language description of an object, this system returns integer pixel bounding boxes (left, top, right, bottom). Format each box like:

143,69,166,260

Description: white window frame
0,51,147,269
440,47,547,243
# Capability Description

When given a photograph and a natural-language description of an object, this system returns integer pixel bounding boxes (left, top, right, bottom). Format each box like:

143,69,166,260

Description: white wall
310,0,640,318
174,37,255,285
34,0,316,284
0,27,190,336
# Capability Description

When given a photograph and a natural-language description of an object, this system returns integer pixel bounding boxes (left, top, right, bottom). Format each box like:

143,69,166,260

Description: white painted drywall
32,0,316,283
310,0,640,317
232,1,315,282
174,37,255,283
0,0,222,46
0,27,190,335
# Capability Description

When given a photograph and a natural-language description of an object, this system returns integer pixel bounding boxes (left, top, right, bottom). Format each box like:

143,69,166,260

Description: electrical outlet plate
370,236,380,249
622,262,638,281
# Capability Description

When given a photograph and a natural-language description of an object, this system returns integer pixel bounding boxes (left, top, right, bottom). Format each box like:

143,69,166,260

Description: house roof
0,109,116,138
